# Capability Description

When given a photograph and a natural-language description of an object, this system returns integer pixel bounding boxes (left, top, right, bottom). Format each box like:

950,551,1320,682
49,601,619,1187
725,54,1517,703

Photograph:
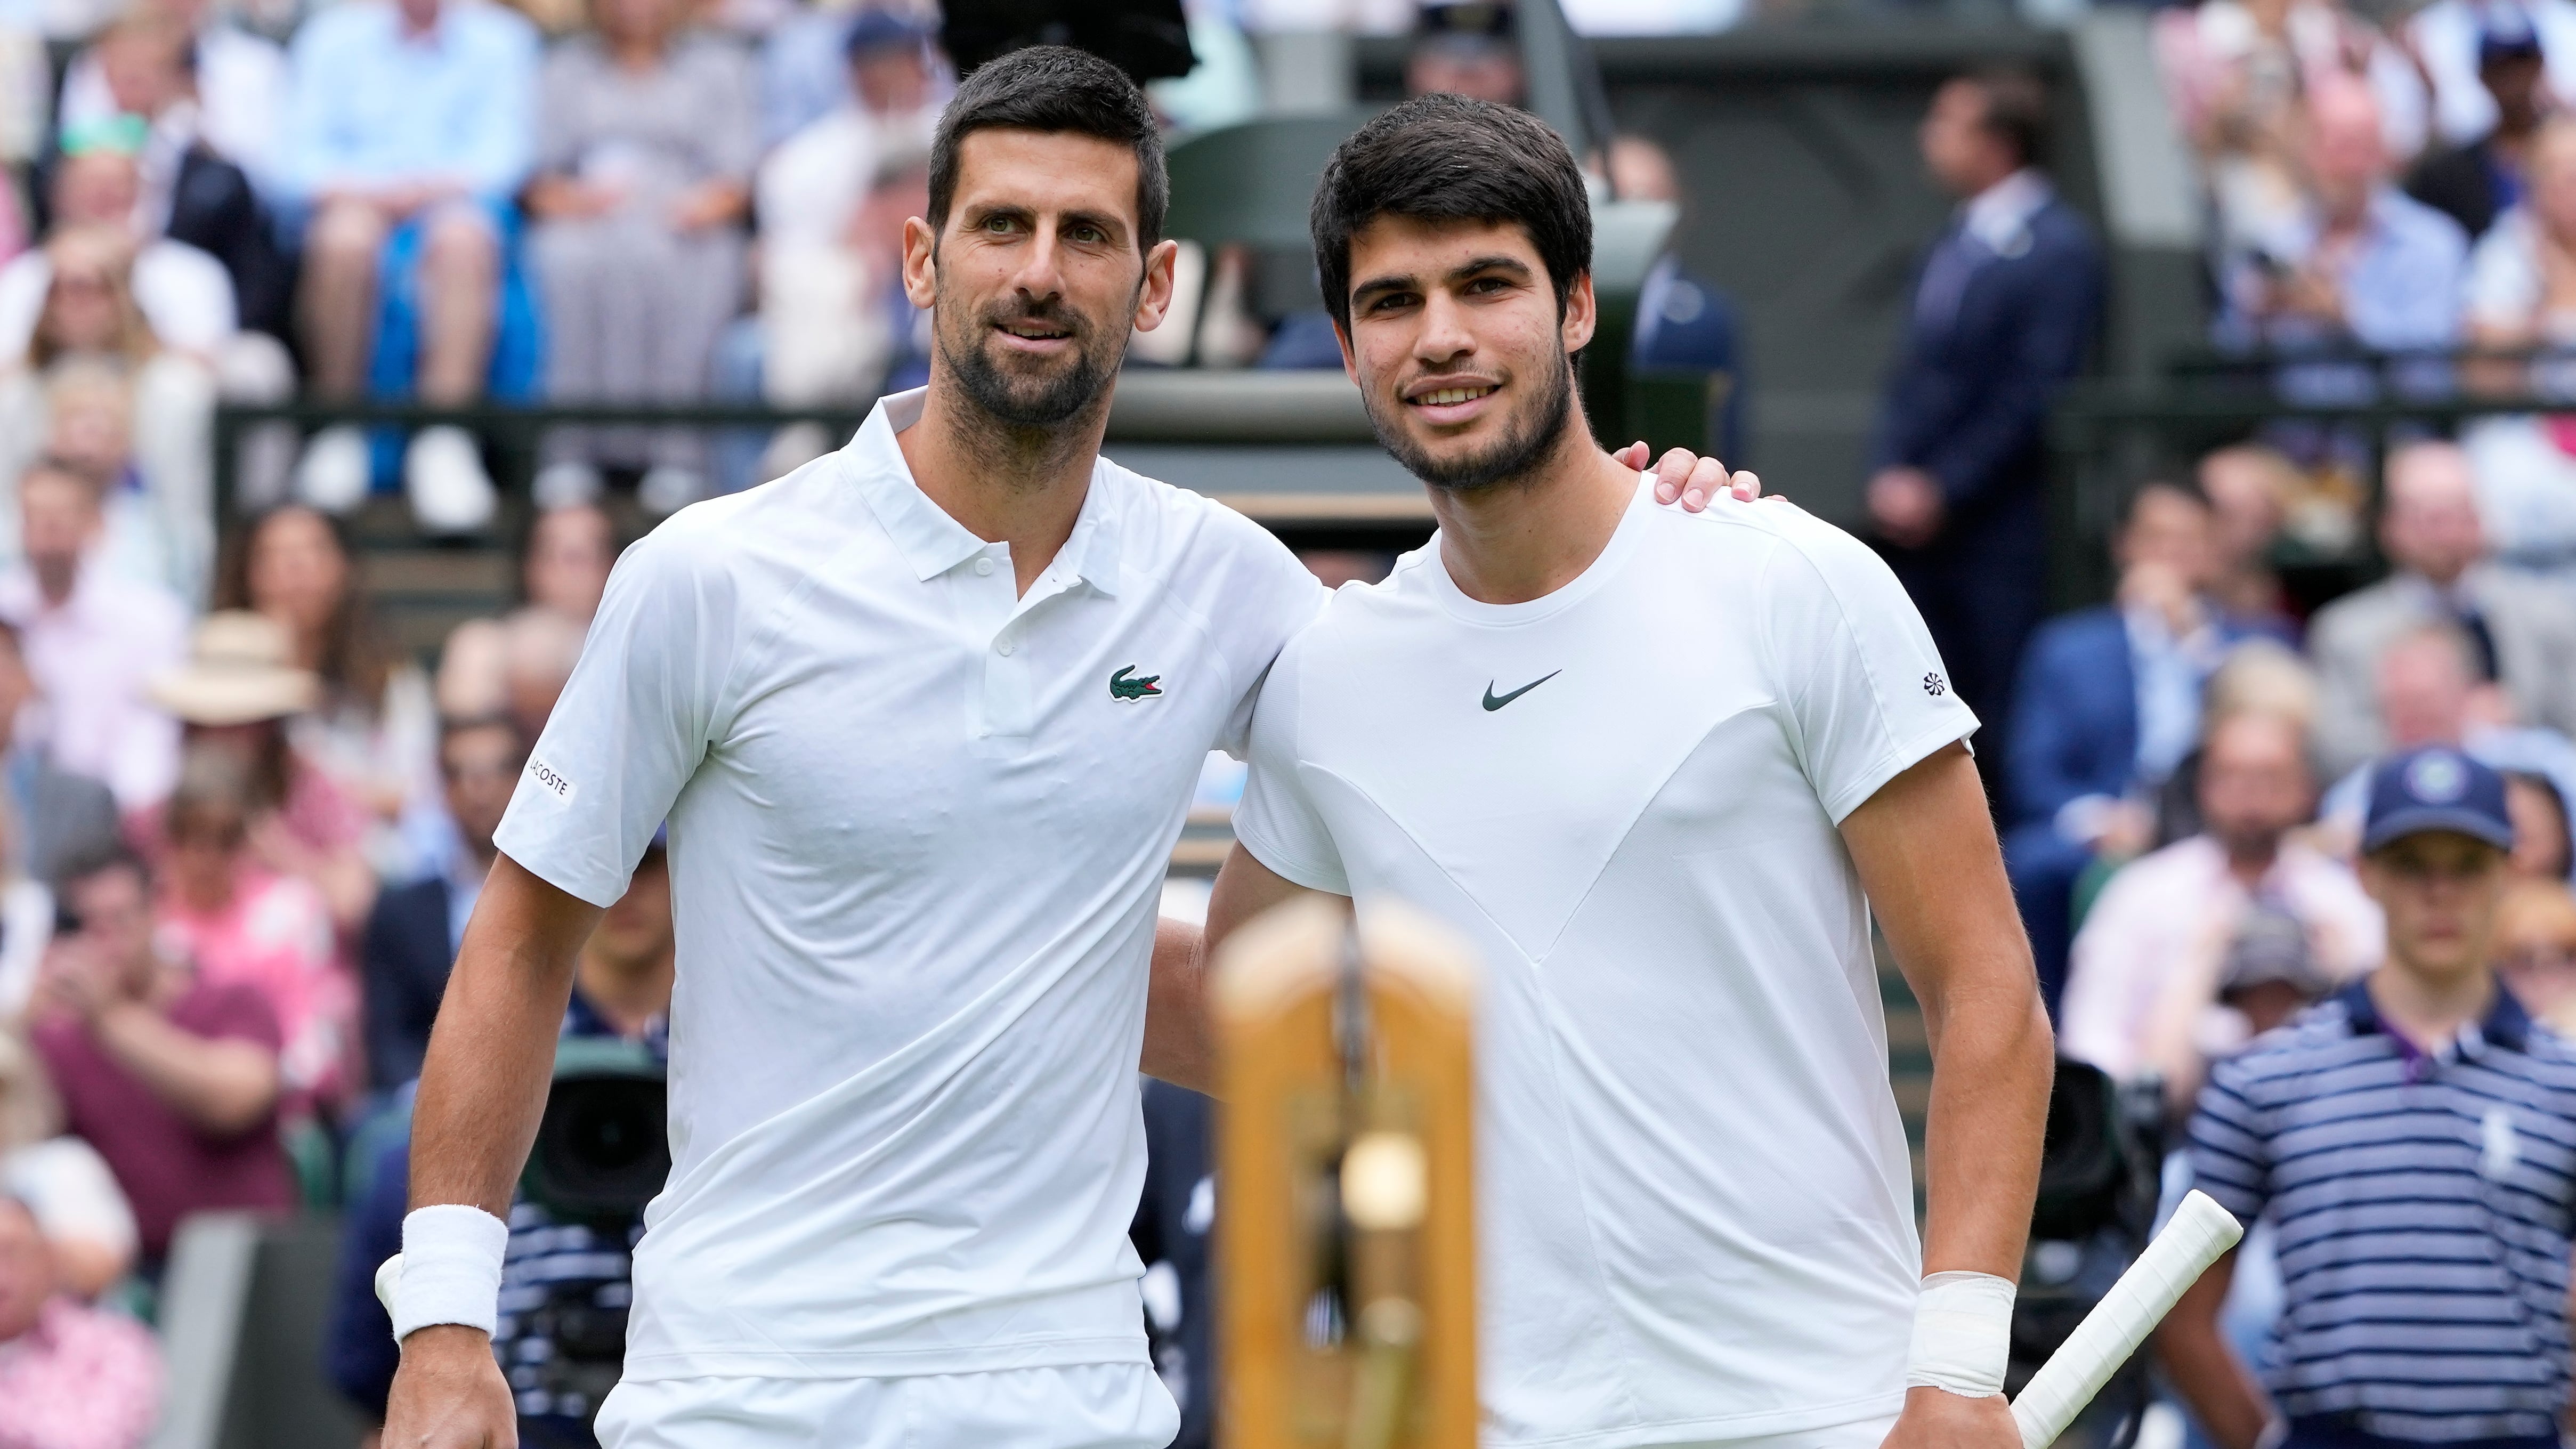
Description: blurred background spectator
2495,874,2576,1033
2059,707,2381,1090
30,845,293,1277
0,456,185,812
2212,77,2465,399
0,1026,137,1300
0,1193,161,1449
434,500,612,721
524,0,756,516
2003,481,2283,1002
217,506,439,884
282,0,540,535
1870,67,2102,745
2308,440,2576,778
2405,15,2547,244
0,617,120,891
360,715,518,1094
141,610,376,941
54,0,288,195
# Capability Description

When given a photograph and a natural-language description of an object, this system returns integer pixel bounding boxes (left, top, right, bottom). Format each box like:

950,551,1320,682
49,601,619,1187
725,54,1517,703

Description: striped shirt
2190,980,2576,1443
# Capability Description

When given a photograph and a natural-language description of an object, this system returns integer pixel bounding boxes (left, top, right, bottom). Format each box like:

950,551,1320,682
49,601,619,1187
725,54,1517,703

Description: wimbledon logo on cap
2406,751,2470,804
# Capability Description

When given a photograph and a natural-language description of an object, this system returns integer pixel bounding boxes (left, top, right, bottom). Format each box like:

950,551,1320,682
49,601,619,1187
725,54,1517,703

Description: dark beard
1365,350,1578,493
937,297,1119,428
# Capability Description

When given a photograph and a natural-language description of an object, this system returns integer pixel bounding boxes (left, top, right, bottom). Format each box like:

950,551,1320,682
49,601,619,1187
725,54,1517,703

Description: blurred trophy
1214,898,1478,1449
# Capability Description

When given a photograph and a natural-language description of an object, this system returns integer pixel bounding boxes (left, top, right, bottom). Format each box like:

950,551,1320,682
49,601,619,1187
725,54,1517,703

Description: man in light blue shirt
2214,75,2469,404
281,0,539,533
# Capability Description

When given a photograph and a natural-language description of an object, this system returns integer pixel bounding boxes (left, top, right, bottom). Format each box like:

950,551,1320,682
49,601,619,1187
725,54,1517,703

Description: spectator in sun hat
140,611,375,940
2162,743,2576,1449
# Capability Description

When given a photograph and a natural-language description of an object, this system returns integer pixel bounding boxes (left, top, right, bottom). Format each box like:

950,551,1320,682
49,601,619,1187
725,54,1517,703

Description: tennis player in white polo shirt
1194,96,2056,1449
378,47,1746,1449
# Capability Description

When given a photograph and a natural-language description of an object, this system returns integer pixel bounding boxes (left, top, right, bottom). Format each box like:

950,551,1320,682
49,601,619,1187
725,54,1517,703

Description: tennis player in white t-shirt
1195,96,2056,1449
377,50,1748,1449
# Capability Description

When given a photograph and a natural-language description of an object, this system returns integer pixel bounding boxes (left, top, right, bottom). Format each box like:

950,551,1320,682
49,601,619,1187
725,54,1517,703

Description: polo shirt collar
2339,976,2532,1055
845,387,1124,598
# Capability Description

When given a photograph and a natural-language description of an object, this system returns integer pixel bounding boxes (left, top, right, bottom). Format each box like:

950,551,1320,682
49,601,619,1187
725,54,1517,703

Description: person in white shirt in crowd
757,10,941,419
0,145,238,363
2308,440,2576,778
0,457,185,813
2060,706,2381,1086
0,1026,137,1301
1201,94,2050,1449
2453,115,2576,570
54,0,286,192
382,49,1748,1449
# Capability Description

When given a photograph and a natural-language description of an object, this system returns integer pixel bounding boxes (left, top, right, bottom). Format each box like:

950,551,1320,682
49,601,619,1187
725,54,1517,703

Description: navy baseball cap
846,9,929,60
2362,746,2516,854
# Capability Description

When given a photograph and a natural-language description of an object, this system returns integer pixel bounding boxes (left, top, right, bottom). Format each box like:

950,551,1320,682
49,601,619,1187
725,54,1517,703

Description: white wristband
1906,1270,2016,1398
392,1204,510,1342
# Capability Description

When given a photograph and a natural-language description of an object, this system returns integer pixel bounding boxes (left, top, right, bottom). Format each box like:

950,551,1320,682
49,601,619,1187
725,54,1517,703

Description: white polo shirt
1234,476,1978,1449
493,388,1324,1382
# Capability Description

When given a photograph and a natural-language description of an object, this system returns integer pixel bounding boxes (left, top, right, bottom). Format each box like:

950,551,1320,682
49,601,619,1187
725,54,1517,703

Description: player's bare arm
2158,1248,2271,1449
386,854,603,1449
1835,742,2054,1449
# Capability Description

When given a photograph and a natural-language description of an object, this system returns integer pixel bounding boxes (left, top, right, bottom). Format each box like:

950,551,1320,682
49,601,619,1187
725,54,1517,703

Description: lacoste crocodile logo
1482,671,1560,711
1109,665,1163,701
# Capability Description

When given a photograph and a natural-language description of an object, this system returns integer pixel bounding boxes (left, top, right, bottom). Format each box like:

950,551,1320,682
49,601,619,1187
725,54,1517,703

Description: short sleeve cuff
491,813,633,911
1230,821,1350,899
1820,713,1980,825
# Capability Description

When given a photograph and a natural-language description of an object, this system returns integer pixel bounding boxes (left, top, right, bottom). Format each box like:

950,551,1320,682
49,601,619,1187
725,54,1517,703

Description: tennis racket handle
2008,1190,2244,1449
375,1253,403,1321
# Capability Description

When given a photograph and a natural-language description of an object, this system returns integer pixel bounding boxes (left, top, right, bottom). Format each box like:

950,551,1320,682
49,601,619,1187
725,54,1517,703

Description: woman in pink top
152,741,355,1117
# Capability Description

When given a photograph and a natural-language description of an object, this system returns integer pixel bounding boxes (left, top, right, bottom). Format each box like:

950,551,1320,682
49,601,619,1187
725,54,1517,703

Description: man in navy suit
361,716,524,1090
1869,69,2104,755
2003,482,2282,1007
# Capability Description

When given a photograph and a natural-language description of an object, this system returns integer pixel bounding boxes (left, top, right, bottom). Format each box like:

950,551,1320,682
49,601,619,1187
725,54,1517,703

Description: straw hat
147,611,321,726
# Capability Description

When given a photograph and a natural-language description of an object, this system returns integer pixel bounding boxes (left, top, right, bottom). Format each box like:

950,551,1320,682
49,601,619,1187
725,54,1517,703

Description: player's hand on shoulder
1611,441,1765,511
383,1324,518,1448
1878,1385,2022,1449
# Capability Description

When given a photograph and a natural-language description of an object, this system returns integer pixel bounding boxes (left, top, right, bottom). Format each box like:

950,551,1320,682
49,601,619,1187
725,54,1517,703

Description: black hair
57,840,150,896
926,45,1168,253
1963,67,2050,172
1309,93,1592,338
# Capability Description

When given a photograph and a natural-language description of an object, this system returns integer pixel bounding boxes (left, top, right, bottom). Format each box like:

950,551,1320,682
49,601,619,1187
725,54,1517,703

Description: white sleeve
1214,538,1331,760
1757,514,1981,823
1230,639,1351,896
493,527,738,907
2463,222,2539,332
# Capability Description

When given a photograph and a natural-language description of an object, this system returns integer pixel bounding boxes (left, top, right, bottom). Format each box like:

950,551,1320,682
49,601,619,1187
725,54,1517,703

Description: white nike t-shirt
1234,476,1978,1449
494,389,1324,1383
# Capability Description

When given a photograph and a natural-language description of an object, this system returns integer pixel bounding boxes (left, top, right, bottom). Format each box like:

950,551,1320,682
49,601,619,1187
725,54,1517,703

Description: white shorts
1663,1412,1902,1449
594,1362,1180,1449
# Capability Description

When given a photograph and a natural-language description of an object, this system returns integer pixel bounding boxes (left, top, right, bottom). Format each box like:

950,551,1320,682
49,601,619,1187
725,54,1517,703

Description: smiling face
1336,215,1591,493
906,128,1175,432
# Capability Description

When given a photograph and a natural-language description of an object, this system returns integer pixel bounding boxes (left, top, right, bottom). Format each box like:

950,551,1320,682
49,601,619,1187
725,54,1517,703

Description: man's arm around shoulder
1840,743,2056,1449
385,853,601,1449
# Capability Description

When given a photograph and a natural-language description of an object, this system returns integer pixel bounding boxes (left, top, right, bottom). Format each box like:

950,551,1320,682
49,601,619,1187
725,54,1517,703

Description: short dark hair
1964,67,2050,171
58,840,150,896
1310,93,1592,338
926,45,1168,253
439,713,526,765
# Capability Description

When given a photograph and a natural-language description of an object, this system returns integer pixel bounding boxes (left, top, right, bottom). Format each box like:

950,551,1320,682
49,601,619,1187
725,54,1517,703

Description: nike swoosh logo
1482,671,1561,711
